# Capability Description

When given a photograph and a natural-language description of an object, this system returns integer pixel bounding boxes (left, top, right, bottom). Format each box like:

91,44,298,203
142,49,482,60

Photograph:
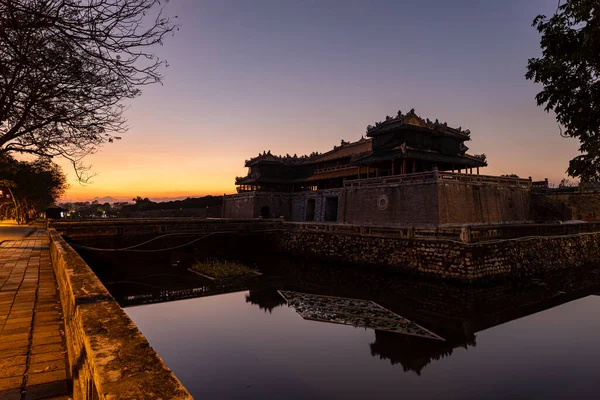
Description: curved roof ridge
366,108,471,138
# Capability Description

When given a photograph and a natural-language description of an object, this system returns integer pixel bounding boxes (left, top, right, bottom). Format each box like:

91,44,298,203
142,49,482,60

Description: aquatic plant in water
190,259,260,280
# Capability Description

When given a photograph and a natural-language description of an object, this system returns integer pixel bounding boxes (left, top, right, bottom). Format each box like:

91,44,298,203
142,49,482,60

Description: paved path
0,226,71,400
0,223,35,243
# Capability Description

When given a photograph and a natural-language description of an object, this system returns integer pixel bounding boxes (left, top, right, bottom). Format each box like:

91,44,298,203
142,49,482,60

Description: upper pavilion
235,109,487,193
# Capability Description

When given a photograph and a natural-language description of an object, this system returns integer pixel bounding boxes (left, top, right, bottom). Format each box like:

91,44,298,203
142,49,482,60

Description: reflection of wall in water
273,258,600,341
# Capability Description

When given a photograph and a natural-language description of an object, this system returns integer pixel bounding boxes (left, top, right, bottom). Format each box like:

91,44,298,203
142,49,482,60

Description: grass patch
189,258,260,280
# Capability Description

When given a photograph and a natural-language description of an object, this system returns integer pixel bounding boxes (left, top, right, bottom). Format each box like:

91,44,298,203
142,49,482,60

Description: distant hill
92,196,121,204
147,196,189,203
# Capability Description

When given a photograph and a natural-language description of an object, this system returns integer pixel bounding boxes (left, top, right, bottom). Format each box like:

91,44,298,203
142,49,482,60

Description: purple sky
61,0,575,201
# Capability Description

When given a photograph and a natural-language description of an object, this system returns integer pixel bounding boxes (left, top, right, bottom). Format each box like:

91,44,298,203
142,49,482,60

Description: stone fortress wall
223,172,532,227
437,179,531,225
532,191,600,222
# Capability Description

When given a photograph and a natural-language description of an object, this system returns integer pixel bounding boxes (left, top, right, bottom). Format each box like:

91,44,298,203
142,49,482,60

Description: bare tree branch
0,0,177,180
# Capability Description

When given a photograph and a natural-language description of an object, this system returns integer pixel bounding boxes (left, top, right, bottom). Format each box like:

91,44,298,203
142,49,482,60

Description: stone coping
48,228,193,399
50,217,280,226
284,221,600,243
50,219,285,240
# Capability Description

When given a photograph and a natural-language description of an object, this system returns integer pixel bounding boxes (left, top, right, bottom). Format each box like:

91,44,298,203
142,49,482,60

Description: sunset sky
58,0,577,202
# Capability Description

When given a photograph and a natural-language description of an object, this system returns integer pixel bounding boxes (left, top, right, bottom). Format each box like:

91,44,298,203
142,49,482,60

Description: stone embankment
52,218,600,282
280,228,600,282
48,228,192,399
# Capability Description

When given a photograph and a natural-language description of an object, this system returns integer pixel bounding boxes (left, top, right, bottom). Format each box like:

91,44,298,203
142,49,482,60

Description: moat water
76,238,600,400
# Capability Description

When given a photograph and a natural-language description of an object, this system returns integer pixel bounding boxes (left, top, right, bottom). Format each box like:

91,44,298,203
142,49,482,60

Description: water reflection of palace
91,254,600,377
245,288,287,313
370,330,476,375
254,261,600,375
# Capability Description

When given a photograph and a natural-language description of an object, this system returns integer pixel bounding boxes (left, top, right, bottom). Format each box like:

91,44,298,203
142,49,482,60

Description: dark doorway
324,197,338,222
260,205,270,218
306,199,315,221
45,207,66,219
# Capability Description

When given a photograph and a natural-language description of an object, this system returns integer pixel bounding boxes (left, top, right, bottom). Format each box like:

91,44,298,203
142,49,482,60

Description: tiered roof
244,137,372,167
245,151,321,167
315,137,372,163
366,109,471,139
356,144,487,167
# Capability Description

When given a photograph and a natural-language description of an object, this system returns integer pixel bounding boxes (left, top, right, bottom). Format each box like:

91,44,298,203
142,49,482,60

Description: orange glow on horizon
57,108,580,203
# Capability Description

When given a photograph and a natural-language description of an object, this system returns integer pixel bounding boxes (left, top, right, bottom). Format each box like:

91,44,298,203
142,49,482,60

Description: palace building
224,109,531,226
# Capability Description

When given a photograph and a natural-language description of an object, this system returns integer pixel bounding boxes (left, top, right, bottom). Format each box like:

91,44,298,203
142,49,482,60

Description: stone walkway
0,228,71,400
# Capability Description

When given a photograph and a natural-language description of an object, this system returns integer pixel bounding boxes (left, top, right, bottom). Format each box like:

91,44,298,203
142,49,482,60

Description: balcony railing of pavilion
344,170,532,188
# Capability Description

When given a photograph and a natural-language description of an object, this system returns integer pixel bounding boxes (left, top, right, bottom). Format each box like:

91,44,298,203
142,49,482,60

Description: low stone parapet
51,217,283,239
48,228,193,399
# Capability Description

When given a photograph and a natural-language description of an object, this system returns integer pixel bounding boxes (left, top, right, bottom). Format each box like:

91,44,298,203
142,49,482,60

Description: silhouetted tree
526,0,600,181
559,177,578,188
132,196,151,204
0,0,177,179
0,155,67,223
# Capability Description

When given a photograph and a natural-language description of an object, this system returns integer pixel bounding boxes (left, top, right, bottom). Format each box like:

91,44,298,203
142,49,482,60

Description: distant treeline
59,196,223,219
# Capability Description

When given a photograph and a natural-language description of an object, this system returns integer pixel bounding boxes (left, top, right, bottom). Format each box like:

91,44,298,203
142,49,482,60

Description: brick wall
223,192,294,219
223,176,531,226
341,183,440,226
438,182,530,225
532,192,600,222
291,196,306,221
223,193,255,218
252,192,293,219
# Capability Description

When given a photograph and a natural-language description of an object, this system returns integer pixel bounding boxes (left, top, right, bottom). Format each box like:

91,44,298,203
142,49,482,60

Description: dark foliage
526,0,600,181
60,196,223,218
0,154,68,223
